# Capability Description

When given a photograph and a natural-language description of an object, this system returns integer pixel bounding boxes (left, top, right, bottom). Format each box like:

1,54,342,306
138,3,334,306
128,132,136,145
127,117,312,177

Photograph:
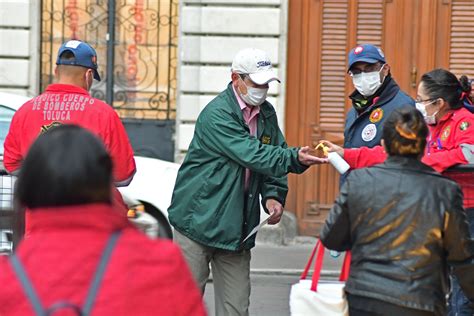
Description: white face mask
351,65,385,97
239,78,268,106
415,100,438,125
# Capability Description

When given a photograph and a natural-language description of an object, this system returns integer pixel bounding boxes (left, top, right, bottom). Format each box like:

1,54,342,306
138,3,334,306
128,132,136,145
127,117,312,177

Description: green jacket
168,84,307,250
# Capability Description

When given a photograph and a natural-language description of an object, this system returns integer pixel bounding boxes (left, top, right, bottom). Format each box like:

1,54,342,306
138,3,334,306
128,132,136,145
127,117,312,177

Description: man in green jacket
169,48,326,316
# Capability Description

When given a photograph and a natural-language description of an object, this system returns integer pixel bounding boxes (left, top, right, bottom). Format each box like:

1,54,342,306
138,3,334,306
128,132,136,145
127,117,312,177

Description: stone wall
176,0,288,161
0,0,40,96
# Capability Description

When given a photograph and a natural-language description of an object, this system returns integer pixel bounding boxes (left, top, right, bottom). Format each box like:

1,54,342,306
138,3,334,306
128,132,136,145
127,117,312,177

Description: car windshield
0,105,16,156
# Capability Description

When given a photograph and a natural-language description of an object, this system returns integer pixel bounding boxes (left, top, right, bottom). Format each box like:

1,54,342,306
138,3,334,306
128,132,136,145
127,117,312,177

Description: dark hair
16,125,113,208
382,106,428,157
420,68,470,109
459,75,473,104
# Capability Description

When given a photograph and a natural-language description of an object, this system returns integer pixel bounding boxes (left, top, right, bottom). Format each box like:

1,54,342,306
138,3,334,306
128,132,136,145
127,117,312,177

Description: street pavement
203,241,345,316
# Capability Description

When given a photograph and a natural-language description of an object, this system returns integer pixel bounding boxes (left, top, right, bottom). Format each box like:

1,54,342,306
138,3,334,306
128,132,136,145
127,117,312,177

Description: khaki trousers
174,230,251,316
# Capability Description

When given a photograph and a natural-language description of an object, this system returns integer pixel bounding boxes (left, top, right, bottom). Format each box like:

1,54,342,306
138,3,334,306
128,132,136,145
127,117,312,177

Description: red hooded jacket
0,204,206,316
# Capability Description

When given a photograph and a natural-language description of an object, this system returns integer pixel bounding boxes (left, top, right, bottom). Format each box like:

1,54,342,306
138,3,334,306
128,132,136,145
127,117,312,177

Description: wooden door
285,0,474,236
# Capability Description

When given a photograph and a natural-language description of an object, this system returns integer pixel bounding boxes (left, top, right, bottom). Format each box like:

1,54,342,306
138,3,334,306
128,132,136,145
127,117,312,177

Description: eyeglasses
348,63,384,76
415,98,436,103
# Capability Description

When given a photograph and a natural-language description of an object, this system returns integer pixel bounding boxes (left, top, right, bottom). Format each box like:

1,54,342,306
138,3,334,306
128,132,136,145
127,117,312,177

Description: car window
0,105,16,155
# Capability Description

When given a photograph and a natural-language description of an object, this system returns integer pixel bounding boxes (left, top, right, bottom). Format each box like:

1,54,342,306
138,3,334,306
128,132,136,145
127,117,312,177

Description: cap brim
56,58,101,81
348,57,381,70
249,70,280,85
93,69,101,81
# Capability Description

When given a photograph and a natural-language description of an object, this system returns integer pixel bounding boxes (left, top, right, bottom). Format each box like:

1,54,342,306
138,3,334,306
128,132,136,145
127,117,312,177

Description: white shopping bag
289,240,351,316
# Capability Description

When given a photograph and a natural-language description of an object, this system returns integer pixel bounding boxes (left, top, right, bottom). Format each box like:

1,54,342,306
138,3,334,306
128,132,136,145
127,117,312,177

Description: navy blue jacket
344,77,415,149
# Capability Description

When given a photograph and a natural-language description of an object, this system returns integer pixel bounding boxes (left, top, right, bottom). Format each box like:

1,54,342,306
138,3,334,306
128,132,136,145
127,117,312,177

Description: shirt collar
27,203,131,234
45,83,90,96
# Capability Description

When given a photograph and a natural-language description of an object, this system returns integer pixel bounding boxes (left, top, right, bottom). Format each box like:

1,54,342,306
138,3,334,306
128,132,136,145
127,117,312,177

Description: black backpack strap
10,231,122,316
82,231,121,315
10,254,46,316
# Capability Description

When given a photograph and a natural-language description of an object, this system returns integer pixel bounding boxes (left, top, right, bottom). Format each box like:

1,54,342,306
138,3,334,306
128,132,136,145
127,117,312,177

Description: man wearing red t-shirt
3,41,136,233
3,40,135,185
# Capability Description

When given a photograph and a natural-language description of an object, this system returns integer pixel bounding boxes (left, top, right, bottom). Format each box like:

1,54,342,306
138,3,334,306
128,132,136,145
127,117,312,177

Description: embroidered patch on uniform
262,135,271,144
40,121,63,134
361,124,377,142
369,108,384,123
460,121,470,131
441,126,451,141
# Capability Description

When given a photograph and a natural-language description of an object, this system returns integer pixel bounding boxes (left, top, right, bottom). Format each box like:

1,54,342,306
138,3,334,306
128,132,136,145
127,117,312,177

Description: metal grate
40,0,179,120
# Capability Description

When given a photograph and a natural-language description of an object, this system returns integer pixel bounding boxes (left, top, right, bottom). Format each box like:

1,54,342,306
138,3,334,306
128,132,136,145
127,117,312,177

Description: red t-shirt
3,84,136,184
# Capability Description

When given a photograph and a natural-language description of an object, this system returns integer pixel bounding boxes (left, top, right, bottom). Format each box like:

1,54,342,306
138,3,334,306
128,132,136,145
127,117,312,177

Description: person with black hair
325,69,474,208
334,69,474,172
459,75,474,113
321,106,474,316
323,68,474,315
0,125,206,316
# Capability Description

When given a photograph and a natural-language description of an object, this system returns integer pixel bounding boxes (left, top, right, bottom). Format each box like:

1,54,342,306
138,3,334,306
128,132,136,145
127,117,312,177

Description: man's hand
319,140,344,157
298,146,329,166
266,198,284,225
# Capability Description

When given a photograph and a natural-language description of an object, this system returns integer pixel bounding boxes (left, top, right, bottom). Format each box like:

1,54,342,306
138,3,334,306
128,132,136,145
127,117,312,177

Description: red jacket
3,84,136,185
0,204,207,316
344,108,474,208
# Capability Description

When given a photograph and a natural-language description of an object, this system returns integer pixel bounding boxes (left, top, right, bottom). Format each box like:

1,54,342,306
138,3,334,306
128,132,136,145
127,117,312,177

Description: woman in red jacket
0,125,206,316
328,70,474,176
321,106,474,316
323,68,474,315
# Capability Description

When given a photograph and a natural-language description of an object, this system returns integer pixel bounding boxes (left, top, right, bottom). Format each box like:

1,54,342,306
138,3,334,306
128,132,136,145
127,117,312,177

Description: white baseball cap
231,48,280,85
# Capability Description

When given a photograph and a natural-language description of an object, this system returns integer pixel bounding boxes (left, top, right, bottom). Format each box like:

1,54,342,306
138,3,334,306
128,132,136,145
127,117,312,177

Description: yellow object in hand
315,143,329,157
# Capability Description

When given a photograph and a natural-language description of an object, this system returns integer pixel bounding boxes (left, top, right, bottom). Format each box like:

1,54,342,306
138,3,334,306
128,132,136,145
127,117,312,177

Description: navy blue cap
56,40,101,81
347,44,386,71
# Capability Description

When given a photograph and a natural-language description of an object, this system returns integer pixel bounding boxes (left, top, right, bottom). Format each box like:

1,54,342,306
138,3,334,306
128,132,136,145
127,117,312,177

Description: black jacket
321,156,474,315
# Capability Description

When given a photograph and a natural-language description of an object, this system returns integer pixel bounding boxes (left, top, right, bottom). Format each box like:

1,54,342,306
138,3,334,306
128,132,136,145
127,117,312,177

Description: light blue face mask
415,99,438,125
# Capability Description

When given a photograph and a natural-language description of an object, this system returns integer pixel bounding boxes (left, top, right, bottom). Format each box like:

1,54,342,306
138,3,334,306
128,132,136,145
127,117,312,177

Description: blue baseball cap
347,44,386,71
56,40,101,81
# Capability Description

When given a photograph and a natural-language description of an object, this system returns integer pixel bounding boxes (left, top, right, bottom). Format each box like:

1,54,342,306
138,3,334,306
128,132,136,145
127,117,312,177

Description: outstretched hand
298,146,329,166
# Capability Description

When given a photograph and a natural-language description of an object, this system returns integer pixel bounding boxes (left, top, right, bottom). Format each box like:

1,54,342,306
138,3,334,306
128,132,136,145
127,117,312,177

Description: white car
0,92,177,252
119,157,178,238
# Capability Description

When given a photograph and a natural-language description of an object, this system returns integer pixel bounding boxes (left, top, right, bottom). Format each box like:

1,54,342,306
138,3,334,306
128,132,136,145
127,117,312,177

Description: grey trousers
174,230,251,316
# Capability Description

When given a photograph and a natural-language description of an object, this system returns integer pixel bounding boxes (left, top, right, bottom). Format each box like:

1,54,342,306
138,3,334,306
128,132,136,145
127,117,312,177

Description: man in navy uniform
344,44,415,151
